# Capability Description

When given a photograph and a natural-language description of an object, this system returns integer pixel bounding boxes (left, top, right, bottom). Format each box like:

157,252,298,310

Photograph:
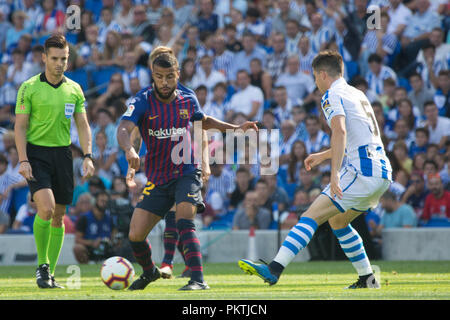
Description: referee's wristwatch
83,153,94,163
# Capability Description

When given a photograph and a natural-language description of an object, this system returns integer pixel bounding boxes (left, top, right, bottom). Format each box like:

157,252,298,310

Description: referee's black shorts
26,143,74,205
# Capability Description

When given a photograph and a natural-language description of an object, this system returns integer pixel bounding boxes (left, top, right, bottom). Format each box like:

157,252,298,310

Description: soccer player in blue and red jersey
117,46,258,290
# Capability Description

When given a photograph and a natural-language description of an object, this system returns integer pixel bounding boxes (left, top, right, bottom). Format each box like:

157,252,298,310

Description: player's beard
154,83,176,100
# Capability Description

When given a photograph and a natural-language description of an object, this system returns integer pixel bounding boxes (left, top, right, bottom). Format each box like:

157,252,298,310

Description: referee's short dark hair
44,34,68,53
311,50,343,77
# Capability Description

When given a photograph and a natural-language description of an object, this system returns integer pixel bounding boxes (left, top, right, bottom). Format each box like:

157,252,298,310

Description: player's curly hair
148,46,179,70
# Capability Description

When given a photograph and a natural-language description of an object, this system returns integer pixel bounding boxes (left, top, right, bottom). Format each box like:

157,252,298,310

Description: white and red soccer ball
101,256,135,290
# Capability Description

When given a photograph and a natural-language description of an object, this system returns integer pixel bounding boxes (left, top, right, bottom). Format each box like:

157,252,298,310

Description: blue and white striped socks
273,216,318,267
333,225,373,276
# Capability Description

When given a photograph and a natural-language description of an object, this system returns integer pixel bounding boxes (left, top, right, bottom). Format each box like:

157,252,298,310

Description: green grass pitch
0,261,449,300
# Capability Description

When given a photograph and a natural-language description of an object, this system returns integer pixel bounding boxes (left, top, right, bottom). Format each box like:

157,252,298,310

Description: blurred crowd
0,0,449,250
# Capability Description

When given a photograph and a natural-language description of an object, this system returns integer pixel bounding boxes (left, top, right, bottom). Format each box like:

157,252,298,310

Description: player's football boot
238,259,279,285
36,264,52,289
178,280,210,291
160,263,173,279
50,275,65,289
128,267,161,290
176,266,192,278
346,274,380,289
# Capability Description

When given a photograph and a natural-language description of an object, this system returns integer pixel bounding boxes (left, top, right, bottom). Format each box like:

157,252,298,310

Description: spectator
196,0,219,35
409,127,430,158
350,76,379,104
271,0,302,36
191,54,226,101
239,7,265,41
265,174,290,213
416,43,446,90
96,72,129,110
423,160,439,182
279,120,299,166
147,0,163,26
408,72,435,115
378,77,396,110
440,157,450,189
386,0,412,37
291,105,308,141
304,115,330,154
272,86,293,128
286,140,308,184
73,191,117,263
212,34,234,80
230,32,266,82
275,55,315,105
194,85,207,109
35,0,65,36
173,0,196,28
98,7,122,45
305,12,334,54
0,153,27,221
131,5,156,45
5,10,29,51
285,19,302,55
229,167,253,210
416,28,450,73
412,152,427,173
421,101,450,149
68,192,94,224
224,24,243,53
421,174,450,226
249,58,272,100
232,191,271,230
10,192,37,234
400,172,429,219
265,32,288,82
433,70,449,117
115,0,134,30
297,166,320,194
365,53,397,95
29,44,45,76
228,70,264,122
206,163,235,214
78,24,102,69
377,190,417,234
97,30,123,68
392,141,413,174
121,50,150,95
202,82,229,122
0,9,12,53
93,130,120,183
179,58,196,89
297,36,315,76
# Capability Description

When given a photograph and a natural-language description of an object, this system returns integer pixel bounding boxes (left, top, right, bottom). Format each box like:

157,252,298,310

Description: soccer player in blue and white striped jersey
239,51,392,289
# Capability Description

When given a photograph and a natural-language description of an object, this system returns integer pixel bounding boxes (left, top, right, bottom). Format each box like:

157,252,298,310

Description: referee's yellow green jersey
15,72,86,147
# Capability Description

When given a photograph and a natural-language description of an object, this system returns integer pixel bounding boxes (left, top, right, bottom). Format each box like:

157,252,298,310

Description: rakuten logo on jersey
148,127,187,139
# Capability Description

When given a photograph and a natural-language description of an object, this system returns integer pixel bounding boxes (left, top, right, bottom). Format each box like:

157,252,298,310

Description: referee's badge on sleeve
65,103,75,119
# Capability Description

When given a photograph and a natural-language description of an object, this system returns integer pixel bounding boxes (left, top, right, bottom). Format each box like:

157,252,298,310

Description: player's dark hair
152,52,178,69
44,34,68,53
311,50,343,77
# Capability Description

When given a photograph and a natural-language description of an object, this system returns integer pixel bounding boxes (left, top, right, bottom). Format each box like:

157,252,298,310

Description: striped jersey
321,78,392,180
121,84,204,185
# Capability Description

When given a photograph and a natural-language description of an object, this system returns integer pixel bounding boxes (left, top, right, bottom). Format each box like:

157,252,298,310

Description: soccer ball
100,256,135,290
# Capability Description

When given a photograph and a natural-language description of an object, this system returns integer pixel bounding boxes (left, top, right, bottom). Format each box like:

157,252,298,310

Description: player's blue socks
332,225,373,276
162,211,178,266
177,219,203,283
130,239,157,276
273,216,318,268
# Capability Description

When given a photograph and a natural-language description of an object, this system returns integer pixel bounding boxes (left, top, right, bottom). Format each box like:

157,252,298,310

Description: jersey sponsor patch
124,104,135,117
64,103,75,119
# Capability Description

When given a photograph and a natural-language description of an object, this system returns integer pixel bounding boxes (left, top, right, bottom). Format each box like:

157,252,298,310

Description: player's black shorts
136,169,204,218
26,143,74,205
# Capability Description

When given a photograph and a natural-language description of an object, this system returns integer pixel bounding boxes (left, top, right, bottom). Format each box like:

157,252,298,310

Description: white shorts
322,165,391,213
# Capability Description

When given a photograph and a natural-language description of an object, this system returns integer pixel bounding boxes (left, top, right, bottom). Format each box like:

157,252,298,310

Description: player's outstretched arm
329,115,347,200
202,115,258,132
304,149,332,171
117,119,140,170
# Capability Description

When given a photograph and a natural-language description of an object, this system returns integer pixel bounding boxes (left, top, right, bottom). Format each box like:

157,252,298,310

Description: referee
14,35,95,289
